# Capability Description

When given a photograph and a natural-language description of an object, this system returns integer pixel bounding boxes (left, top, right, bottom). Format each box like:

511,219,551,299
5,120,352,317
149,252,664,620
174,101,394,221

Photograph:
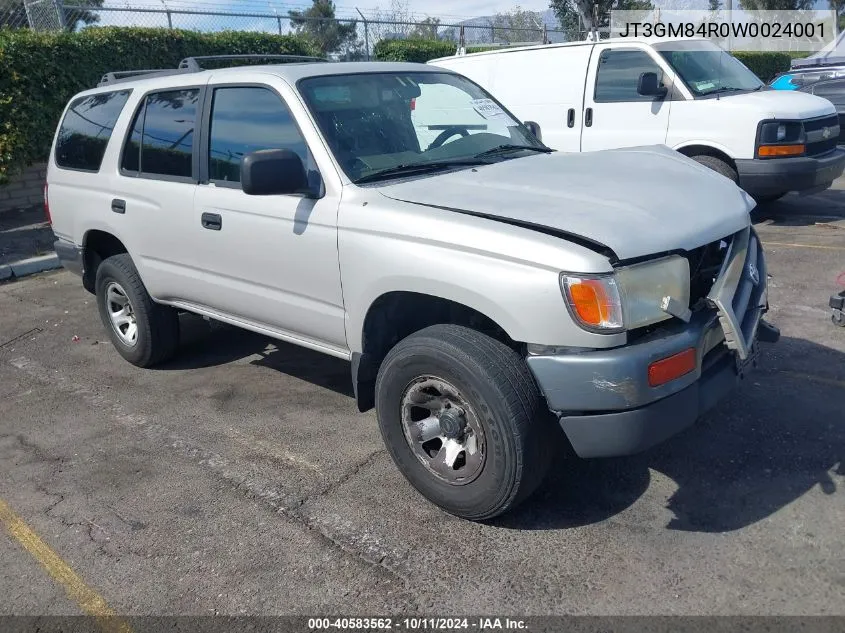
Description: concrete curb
0,253,61,281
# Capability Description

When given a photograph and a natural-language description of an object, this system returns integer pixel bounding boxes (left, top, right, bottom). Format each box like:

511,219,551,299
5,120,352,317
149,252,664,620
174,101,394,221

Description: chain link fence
0,2,568,59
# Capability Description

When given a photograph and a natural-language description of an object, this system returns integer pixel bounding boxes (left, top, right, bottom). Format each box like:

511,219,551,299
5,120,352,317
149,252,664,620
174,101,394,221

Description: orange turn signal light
648,348,696,387
758,144,805,158
568,279,615,327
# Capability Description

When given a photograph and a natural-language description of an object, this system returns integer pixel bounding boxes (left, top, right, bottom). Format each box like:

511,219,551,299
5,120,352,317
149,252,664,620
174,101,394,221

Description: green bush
732,51,793,83
372,38,501,63
0,27,316,184
373,38,457,62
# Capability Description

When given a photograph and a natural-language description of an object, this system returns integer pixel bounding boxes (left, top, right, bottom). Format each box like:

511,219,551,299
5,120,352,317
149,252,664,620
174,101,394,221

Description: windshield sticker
693,81,716,91
471,99,507,120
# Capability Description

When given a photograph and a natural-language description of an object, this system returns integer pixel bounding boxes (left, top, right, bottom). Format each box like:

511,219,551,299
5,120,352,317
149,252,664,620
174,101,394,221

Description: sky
97,0,554,24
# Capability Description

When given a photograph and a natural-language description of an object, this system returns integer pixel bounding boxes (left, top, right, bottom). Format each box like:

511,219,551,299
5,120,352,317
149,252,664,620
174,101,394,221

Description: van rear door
581,44,672,151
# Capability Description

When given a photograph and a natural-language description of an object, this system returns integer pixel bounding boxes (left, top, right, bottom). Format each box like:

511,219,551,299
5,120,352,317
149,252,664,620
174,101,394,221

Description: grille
803,114,839,133
685,237,730,307
804,114,840,156
807,137,838,156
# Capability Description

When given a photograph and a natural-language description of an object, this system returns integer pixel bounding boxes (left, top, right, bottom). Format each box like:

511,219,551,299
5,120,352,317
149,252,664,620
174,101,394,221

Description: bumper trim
53,239,83,277
735,148,845,197
559,351,742,458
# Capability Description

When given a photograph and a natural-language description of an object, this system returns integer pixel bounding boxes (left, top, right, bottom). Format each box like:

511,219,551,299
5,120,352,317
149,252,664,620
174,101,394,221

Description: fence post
356,8,370,61
54,0,66,29
543,24,548,44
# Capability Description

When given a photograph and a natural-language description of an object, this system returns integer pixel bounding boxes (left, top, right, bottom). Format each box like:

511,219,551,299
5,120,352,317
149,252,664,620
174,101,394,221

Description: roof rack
98,68,194,87
178,54,327,71
97,54,326,87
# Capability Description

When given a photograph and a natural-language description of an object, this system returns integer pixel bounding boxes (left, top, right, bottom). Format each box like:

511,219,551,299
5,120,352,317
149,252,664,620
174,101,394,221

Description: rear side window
55,90,131,172
121,89,200,180
594,49,664,103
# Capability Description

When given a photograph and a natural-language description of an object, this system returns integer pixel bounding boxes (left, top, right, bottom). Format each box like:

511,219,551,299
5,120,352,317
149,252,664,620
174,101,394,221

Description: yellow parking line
763,241,845,251
0,497,132,633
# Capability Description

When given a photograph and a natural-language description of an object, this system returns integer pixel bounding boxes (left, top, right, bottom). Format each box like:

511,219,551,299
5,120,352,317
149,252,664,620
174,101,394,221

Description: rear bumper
735,148,845,196
54,239,83,277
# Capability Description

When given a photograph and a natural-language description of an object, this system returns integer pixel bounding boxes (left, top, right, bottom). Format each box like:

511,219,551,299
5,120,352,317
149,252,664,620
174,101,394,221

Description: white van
430,37,845,202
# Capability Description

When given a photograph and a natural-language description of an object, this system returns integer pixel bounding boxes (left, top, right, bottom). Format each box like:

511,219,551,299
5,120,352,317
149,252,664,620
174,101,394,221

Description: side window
594,49,664,103
55,90,131,172
208,86,309,184
120,89,199,179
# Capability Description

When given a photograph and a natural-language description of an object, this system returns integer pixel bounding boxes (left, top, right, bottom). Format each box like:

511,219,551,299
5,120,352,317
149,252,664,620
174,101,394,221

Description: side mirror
637,72,668,98
524,120,542,142
241,149,310,196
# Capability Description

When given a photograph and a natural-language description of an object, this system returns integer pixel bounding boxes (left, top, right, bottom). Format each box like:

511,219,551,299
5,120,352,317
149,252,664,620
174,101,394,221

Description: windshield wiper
353,159,486,184
473,144,553,159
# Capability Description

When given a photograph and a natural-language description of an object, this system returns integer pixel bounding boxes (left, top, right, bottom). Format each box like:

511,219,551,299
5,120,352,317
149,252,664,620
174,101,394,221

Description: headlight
561,255,690,333
758,121,805,158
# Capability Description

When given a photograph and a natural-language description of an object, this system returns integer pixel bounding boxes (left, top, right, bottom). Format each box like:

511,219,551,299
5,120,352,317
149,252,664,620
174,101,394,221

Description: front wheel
690,154,739,183
375,324,553,520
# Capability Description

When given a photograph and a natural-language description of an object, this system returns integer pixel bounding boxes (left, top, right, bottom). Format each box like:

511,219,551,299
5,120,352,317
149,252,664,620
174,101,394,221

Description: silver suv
48,55,779,520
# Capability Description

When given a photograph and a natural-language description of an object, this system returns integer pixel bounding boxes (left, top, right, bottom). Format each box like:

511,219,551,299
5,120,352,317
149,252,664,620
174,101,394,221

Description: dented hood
378,145,754,261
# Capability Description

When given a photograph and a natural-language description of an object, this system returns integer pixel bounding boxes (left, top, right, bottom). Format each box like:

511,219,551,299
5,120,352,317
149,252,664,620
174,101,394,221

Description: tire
691,154,739,183
374,324,554,521
95,253,179,368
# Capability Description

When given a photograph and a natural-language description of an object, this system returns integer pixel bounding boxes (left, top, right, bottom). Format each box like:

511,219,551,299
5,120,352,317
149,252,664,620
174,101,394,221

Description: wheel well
352,292,518,412
676,145,736,171
82,230,127,294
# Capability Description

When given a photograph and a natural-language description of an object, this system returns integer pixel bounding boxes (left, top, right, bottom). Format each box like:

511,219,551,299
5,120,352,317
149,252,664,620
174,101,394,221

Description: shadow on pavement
499,335,844,533
152,315,843,534
158,313,354,398
753,188,845,226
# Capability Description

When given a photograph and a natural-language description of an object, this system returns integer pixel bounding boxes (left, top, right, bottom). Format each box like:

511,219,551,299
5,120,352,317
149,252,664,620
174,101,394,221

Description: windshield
656,42,764,96
297,71,547,182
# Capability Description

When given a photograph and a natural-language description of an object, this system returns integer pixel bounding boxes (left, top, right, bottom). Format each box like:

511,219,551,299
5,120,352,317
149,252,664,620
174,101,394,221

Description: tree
737,0,813,8
0,0,103,31
550,0,653,41
288,0,358,56
409,16,441,39
492,6,544,44
708,0,722,10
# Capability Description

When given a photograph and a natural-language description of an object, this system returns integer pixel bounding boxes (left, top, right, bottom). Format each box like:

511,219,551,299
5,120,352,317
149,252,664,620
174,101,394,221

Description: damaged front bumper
527,226,779,458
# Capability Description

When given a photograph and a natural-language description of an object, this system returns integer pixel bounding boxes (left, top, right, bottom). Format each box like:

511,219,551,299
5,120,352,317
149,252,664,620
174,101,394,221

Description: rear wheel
375,324,553,521
691,154,739,183
95,253,179,368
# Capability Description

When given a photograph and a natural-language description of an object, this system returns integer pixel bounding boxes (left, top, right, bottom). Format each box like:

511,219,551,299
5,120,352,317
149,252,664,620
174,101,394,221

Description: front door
581,45,673,152
189,80,346,353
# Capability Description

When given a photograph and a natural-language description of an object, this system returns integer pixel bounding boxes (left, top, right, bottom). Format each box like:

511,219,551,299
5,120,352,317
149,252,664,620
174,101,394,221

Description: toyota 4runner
47,55,779,520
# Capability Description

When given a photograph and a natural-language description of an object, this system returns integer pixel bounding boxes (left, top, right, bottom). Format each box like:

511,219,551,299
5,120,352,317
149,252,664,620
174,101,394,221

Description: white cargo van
430,38,845,202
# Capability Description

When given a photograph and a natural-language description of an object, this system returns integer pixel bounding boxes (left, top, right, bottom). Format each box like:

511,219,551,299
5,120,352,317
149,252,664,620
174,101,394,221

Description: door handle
111,199,126,214
567,108,575,128
585,108,593,128
201,212,222,231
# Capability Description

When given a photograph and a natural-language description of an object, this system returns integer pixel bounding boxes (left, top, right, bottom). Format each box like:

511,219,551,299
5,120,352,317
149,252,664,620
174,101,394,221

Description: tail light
410,98,416,111
44,183,52,225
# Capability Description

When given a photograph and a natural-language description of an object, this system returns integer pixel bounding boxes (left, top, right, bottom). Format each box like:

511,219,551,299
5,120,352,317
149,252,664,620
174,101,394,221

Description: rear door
580,44,673,152
489,46,592,153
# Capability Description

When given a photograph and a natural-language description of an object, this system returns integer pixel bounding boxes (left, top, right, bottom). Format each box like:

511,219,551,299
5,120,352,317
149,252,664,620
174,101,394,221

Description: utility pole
356,8,370,61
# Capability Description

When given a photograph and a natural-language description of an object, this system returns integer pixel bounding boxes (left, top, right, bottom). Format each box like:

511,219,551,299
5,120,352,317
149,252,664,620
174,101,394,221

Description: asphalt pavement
0,185,843,617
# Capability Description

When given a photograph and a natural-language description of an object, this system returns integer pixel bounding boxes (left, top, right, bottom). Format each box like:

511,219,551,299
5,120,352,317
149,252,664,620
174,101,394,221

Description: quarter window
55,90,131,172
121,89,199,179
594,49,664,103
208,86,309,183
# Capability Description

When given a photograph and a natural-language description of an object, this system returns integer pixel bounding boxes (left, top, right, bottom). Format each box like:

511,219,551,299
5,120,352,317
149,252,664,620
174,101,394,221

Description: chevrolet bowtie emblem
823,127,832,139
